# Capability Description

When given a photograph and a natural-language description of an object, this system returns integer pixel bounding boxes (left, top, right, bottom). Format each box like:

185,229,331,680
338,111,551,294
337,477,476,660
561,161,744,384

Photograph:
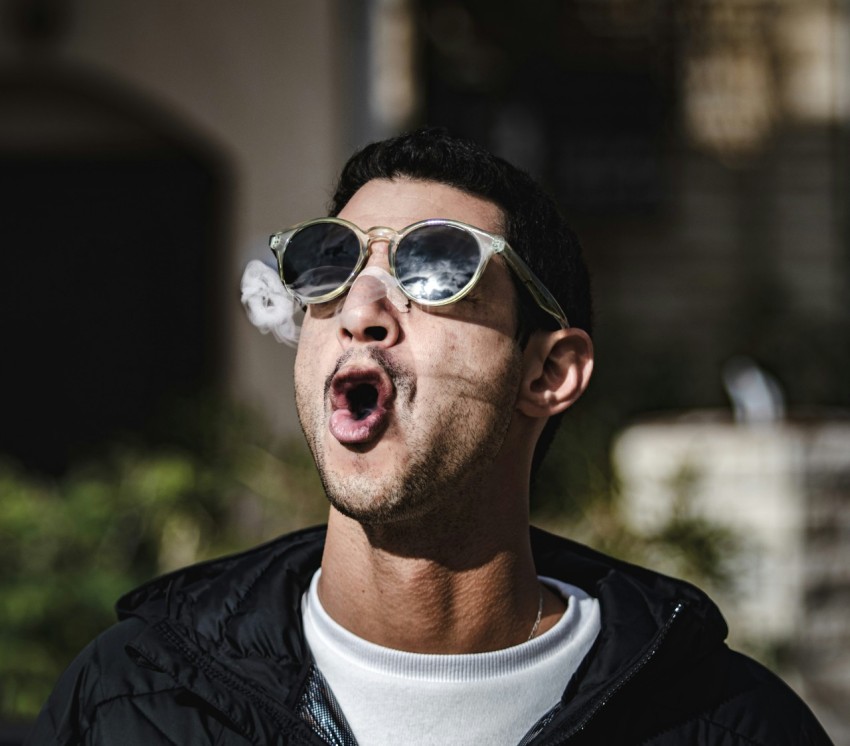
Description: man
30,128,831,744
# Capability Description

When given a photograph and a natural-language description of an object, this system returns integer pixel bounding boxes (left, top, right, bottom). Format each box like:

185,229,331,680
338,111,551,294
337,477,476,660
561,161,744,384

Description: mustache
323,347,414,400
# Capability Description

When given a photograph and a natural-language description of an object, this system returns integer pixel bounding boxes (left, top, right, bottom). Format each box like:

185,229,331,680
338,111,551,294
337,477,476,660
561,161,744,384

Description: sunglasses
269,217,569,328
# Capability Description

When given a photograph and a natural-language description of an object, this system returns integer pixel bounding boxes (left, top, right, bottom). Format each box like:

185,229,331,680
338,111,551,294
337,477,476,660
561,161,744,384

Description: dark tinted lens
282,222,361,300
395,225,481,302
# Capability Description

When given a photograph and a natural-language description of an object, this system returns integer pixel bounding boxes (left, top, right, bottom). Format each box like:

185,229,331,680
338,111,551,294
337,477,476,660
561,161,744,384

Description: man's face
294,178,526,525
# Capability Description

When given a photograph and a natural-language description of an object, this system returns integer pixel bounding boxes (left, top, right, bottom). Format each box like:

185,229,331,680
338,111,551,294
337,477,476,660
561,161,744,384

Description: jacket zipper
538,601,686,745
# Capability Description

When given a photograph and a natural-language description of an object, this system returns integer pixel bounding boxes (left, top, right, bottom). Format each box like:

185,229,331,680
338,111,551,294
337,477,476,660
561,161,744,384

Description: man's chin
318,464,433,527
324,483,410,526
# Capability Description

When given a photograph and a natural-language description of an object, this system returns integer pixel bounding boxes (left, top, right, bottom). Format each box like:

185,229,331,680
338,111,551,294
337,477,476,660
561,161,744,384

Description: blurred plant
0,397,326,721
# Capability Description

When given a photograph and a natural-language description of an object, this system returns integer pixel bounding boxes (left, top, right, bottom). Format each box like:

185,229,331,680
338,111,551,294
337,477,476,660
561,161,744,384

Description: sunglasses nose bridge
366,226,400,247
360,226,400,270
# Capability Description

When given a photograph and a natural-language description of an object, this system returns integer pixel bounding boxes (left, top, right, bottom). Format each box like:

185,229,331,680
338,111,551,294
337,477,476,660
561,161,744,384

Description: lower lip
329,407,389,445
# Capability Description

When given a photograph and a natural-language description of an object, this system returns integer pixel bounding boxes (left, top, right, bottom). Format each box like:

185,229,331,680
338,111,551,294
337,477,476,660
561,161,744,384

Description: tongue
330,406,387,445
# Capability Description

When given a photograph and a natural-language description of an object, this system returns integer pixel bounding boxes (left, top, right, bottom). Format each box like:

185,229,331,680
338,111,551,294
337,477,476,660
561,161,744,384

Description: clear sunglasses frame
269,217,570,329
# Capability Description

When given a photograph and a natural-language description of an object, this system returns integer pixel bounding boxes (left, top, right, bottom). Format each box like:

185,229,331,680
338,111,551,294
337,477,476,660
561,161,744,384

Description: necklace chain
527,586,544,641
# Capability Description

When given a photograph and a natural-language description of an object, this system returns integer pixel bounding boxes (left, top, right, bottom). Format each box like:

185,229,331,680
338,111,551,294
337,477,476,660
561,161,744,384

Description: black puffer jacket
28,525,832,745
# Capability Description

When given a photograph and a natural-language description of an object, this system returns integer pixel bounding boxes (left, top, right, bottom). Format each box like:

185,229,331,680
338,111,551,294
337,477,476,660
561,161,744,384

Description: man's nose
336,265,405,348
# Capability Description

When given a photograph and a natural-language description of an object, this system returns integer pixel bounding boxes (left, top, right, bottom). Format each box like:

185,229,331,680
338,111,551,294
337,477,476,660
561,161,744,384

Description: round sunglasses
269,217,569,328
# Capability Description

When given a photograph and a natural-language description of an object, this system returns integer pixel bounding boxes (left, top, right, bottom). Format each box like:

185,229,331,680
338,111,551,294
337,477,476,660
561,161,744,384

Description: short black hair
328,127,593,473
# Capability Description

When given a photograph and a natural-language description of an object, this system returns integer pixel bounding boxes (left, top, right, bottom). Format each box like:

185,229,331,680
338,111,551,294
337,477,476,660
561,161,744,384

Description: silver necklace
527,586,544,641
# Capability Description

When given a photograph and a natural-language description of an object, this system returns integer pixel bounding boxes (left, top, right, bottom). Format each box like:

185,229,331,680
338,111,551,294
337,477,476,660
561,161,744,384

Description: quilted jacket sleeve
27,637,102,746
26,619,165,746
26,619,243,746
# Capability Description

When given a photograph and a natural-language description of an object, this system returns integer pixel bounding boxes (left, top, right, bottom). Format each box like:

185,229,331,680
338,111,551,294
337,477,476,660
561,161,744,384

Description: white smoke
240,260,302,347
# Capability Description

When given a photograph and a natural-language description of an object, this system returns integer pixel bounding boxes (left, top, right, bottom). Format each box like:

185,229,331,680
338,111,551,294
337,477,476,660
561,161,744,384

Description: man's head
327,127,593,474
290,128,593,528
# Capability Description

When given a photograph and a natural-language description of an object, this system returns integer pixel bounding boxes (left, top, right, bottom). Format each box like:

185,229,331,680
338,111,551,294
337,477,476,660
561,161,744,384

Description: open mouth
329,368,393,445
347,382,379,421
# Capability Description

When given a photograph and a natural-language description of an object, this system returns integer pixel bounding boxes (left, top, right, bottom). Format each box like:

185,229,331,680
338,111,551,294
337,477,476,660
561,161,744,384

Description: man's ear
517,328,594,418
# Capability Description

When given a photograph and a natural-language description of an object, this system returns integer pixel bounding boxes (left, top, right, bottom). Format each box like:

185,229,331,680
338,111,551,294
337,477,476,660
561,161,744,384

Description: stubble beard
295,346,524,528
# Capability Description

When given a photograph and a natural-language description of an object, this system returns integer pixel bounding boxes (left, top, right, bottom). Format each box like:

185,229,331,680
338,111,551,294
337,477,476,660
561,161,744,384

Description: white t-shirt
302,571,601,745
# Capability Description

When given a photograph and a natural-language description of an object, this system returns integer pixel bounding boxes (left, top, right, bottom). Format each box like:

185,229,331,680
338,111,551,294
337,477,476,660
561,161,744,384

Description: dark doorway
1,69,230,474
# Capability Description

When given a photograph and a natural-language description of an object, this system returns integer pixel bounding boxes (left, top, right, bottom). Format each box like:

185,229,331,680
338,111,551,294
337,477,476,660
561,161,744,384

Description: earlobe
517,328,594,418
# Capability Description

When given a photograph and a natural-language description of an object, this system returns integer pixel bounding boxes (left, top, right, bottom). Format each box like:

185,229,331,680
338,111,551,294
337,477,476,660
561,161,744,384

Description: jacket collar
117,524,728,742
529,527,728,738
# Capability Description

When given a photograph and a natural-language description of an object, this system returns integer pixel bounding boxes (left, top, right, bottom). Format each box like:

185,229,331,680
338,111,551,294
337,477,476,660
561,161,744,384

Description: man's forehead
337,178,504,234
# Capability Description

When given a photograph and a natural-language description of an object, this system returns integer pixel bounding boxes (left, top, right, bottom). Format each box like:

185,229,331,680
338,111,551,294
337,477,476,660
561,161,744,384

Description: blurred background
1,0,848,742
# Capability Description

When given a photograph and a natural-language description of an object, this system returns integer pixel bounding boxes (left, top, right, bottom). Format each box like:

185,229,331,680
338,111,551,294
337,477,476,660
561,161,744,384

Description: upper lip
330,365,395,416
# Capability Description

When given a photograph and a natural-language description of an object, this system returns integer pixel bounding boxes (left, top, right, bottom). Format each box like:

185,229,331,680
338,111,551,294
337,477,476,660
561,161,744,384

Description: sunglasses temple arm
500,248,570,329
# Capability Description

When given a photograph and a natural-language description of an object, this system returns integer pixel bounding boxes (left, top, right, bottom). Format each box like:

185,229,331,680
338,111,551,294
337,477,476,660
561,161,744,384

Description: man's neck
318,499,564,654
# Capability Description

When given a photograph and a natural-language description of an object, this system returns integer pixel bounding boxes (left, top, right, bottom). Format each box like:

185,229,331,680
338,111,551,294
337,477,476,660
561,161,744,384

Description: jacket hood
117,525,326,668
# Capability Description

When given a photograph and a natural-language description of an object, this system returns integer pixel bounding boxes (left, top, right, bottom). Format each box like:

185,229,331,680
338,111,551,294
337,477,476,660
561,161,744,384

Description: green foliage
0,401,326,721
